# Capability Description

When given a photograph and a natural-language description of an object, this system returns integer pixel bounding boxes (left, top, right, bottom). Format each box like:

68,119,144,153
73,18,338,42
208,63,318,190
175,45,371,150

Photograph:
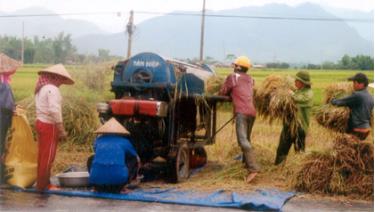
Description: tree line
304,55,374,70
1,33,373,70
0,33,120,64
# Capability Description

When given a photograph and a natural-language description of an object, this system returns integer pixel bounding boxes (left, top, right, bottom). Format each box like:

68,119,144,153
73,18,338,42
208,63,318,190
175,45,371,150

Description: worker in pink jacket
34,64,74,192
219,56,259,183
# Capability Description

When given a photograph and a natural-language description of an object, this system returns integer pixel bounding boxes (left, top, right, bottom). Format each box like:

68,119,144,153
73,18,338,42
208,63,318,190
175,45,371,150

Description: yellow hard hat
233,56,252,69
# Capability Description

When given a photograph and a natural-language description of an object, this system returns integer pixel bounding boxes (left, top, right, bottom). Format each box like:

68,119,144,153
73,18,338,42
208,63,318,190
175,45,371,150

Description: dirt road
0,189,372,211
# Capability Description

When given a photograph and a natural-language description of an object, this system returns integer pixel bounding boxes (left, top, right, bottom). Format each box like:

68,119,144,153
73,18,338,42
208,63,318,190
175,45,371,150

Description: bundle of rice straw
294,134,373,199
205,76,224,95
254,75,299,135
324,82,353,104
315,82,353,133
315,105,350,133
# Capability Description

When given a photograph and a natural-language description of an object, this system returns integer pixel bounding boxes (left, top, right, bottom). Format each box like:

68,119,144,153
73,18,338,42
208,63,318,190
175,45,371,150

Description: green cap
295,71,311,86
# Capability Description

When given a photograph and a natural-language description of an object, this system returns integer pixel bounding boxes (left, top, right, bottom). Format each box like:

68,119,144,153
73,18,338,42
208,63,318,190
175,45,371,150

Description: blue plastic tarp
24,187,295,211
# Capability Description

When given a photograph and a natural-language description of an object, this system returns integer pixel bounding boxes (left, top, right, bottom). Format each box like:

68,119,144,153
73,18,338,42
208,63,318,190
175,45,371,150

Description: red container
110,99,135,115
110,99,168,117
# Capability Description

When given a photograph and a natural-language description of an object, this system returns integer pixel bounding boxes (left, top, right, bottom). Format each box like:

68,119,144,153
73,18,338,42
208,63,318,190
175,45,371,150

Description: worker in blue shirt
0,53,20,184
331,73,374,140
88,118,141,193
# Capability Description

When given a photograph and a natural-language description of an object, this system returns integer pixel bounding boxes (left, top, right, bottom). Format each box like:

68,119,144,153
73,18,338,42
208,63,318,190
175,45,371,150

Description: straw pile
315,82,352,133
17,95,99,147
294,134,373,199
254,75,299,134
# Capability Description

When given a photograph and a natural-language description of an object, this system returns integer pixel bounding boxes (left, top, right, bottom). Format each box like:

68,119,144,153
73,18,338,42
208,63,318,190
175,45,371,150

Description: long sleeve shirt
292,87,313,131
219,72,256,117
89,134,138,185
331,88,374,130
35,84,63,124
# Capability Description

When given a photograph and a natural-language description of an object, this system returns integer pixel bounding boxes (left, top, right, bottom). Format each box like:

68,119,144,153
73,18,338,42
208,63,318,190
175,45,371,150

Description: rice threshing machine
97,52,228,182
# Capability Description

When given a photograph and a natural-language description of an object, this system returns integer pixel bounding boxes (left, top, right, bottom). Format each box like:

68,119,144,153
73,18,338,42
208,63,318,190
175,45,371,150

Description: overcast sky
0,0,373,33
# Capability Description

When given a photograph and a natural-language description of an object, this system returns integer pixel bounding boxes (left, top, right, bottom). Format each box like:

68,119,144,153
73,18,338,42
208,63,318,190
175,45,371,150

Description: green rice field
12,64,373,107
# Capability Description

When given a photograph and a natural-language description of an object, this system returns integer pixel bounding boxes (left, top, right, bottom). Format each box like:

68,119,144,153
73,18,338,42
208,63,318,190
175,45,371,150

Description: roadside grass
10,64,374,199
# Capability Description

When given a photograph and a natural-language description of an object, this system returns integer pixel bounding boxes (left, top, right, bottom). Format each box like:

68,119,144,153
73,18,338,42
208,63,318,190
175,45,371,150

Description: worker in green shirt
275,71,313,165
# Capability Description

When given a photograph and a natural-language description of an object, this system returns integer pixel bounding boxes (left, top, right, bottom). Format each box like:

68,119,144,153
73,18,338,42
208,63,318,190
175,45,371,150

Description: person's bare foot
47,184,61,191
245,172,258,183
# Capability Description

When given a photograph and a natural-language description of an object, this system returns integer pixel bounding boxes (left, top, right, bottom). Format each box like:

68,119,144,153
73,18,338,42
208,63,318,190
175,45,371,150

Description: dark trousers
0,108,12,184
275,123,306,165
235,113,259,172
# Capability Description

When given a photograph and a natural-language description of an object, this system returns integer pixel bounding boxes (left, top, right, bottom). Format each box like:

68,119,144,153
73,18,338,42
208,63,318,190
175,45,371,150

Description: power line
135,11,373,23
0,10,372,23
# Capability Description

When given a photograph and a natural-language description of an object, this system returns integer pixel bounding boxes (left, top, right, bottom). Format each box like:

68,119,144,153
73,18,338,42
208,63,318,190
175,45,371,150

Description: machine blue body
111,52,215,98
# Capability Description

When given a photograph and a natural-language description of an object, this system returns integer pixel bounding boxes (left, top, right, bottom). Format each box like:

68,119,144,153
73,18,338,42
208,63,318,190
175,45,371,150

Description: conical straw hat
38,64,74,84
94,118,130,135
0,53,21,74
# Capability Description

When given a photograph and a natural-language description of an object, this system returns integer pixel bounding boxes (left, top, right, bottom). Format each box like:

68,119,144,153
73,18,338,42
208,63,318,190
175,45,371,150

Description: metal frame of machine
97,52,228,182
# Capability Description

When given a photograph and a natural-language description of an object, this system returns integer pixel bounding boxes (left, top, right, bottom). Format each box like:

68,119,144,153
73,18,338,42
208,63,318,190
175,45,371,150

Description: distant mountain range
322,6,373,42
0,7,108,38
0,4,373,63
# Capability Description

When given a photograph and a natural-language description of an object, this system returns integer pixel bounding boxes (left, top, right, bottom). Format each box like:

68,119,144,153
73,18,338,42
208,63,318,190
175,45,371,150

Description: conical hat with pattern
38,64,74,84
94,118,130,135
0,53,21,74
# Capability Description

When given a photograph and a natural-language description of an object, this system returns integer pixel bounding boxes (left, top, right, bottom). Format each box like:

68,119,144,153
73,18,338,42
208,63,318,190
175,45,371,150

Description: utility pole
199,0,206,63
126,10,134,59
21,21,24,64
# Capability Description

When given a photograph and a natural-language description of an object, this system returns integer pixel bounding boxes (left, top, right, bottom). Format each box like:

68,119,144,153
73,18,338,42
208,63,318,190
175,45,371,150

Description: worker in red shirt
219,56,259,183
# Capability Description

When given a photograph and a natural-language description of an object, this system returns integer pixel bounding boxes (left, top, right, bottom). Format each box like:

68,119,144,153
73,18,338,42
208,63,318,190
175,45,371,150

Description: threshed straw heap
294,134,373,199
296,82,373,199
315,82,352,132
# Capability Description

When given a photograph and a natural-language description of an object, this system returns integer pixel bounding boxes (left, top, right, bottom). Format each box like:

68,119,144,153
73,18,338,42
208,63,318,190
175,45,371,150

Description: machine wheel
189,147,207,169
168,143,190,183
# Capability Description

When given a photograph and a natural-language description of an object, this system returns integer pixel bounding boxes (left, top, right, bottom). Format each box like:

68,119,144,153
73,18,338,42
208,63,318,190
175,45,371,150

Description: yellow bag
5,110,38,188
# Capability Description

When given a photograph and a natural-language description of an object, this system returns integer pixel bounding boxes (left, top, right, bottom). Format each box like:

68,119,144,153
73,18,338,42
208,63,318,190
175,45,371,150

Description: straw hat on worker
94,118,130,135
38,64,74,85
0,53,21,75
